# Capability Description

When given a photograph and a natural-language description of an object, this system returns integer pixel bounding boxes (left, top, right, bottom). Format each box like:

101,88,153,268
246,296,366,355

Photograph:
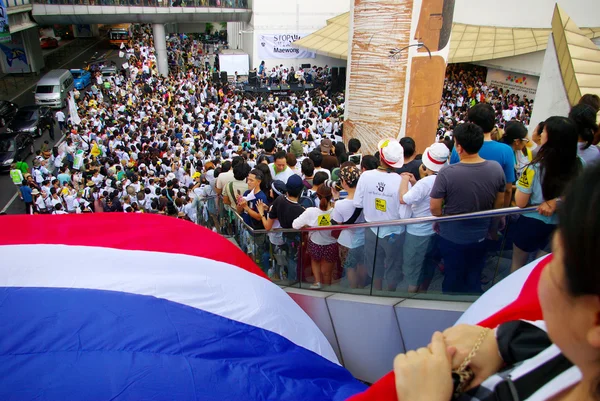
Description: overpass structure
31,0,252,25
2,0,252,75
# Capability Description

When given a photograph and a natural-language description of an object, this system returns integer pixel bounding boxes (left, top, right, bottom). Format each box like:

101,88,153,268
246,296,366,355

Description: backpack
298,188,317,209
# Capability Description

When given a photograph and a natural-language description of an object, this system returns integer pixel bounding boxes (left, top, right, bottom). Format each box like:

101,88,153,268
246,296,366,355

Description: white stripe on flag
0,244,338,364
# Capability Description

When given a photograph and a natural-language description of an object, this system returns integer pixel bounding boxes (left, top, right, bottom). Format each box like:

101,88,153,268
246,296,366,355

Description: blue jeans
438,236,487,294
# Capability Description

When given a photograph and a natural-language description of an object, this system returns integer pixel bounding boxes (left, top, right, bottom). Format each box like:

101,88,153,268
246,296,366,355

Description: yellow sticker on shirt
518,167,535,189
318,214,332,226
375,198,387,212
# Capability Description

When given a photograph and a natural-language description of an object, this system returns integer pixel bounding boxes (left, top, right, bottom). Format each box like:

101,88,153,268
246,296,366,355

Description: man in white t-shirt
398,142,448,293
354,138,411,291
56,110,66,133
268,150,294,183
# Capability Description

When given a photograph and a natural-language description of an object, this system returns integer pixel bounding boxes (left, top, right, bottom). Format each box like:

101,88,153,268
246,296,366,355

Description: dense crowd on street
8,23,600,295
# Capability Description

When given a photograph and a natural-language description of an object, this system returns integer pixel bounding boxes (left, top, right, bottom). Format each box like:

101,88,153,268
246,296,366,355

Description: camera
324,179,342,191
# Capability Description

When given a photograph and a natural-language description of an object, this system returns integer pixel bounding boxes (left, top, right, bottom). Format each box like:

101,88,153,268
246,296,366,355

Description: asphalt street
0,39,123,214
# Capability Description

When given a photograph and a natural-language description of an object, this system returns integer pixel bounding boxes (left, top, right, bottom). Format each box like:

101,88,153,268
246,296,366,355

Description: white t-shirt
268,163,294,183
292,207,337,245
216,170,234,190
353,169,412,237
402,175,436,236
331,198,365,249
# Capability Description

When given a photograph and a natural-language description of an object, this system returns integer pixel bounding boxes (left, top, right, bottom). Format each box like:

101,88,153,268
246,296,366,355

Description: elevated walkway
31,0,252,25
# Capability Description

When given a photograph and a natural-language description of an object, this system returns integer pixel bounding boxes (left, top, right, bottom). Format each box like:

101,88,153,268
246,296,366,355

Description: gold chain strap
452,328,491,394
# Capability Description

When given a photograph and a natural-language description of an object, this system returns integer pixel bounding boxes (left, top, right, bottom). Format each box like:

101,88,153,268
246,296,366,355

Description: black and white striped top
457,321,580,401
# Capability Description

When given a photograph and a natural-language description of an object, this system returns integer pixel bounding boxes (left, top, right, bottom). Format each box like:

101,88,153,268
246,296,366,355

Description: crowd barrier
195,195,541,302
31,0,249,7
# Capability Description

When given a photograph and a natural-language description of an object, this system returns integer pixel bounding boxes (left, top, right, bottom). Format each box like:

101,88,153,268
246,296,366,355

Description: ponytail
318,195,330,211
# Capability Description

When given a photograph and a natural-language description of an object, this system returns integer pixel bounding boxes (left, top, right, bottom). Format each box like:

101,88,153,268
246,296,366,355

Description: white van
34,69,74,109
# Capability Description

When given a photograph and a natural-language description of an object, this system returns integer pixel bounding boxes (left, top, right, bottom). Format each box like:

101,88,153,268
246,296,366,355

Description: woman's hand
394,332,455,401
442,325,503,390
537,199,557,217
256,199,267,214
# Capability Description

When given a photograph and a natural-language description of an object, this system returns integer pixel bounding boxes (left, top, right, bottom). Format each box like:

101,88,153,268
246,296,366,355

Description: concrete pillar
152,23,169,77
72,24,100,38
344,0,455,154
227,21,243,50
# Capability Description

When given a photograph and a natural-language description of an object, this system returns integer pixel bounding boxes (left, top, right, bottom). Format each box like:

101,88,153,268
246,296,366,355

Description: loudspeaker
301,63,311,69
280,84,290,90
339,66,347,91
303,83,314,89
331,67,339,92
269,85,280,91
221,71,228,84
212,72,220,83
248,70,257,84
260,83,268,89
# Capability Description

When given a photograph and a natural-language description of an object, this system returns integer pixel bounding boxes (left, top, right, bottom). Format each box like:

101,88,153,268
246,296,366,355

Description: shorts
307,239,338,263
339,244,364,269
512,215,556,253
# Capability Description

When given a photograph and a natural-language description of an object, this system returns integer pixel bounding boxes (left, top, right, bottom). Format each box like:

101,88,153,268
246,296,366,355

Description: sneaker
309,282,322,289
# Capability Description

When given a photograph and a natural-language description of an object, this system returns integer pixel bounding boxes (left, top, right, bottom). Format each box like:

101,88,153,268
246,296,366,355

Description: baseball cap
286,174,305,192
422,142,449,172
320,139,333,153
377,138,404,168
271,180,287,197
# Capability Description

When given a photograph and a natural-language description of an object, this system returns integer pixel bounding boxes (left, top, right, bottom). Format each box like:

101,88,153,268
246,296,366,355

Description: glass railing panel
194,202,541,301
368,213,513,300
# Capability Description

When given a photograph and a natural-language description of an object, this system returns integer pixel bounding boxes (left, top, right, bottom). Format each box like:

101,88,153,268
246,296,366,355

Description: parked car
6,105,53,137
0,100,18,127
0,132,34,171
70,69,92,90
40,37,59,49
100,65,118,78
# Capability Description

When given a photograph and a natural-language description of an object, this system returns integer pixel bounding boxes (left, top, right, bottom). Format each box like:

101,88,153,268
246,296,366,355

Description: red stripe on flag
0,214,268,279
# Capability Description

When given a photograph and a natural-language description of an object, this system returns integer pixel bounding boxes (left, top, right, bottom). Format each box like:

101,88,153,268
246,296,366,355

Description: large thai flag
0,214,367,401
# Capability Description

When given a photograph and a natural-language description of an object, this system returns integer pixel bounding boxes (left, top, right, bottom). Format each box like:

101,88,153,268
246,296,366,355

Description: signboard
0,39,29,73
257,33,315,60
485,68,539,99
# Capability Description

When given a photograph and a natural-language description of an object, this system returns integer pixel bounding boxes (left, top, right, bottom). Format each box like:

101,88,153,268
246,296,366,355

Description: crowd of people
8,23,600,296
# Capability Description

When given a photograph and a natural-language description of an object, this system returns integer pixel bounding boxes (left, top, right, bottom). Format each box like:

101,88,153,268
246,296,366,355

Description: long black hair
557,160,600,399
568,103,598,150
531,116,581,200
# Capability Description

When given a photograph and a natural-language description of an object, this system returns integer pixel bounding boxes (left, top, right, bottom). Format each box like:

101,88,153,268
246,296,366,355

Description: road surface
0,39,122,215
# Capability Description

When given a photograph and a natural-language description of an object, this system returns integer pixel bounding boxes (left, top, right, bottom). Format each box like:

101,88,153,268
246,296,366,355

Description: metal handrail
196,194,539,234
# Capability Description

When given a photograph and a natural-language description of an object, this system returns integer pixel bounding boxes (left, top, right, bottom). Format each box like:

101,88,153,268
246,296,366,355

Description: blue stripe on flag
0,287,366,401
